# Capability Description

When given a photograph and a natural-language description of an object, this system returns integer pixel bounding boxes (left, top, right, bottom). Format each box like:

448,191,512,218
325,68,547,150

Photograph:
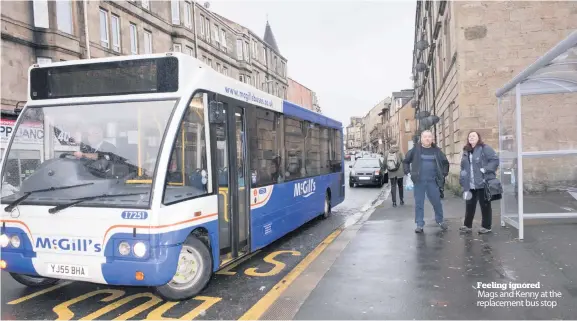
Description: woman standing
459,131,499,234
386,144,404,207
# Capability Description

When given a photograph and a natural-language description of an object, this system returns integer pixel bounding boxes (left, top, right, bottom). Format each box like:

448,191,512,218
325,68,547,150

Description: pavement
0,162,388,320
261,186,577,320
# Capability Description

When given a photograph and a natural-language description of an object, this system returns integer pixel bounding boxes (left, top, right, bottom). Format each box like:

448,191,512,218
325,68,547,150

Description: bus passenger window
163,93,210,204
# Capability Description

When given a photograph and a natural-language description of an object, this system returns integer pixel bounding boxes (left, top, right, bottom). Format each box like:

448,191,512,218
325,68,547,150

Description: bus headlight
10,235,20,248
119,242,131,256
133,242,147,258
0,234,9,248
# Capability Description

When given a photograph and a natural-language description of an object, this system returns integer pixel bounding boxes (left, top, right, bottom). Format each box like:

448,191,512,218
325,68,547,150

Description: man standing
403,130,450,233
385,143,404,207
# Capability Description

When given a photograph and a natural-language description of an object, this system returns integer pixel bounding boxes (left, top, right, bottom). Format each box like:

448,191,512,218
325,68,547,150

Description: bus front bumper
1,245,181,287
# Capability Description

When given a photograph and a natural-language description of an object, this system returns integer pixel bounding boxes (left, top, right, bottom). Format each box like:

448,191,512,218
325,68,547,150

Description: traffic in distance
0,52,345,301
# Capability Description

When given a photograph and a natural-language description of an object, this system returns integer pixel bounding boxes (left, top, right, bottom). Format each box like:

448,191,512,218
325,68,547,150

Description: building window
171,0,180,24
142,0,150,9
445,18,452,67
184,2,192,28
99,9,109,48
236,39,243,60
281,61,286,77
223,67,228,76
129,23,138,54
205,17,210,42
173,44,182,52
207,58,212,67
111,15,121,52
213,24,220,45
273,56,278,73
405,119,411,132
185,46,194,56
56,0,73,34
33,0,49,28
216,63,221,73
144,30,152,54
247,75,252,86
199,14,205,36
37,57,52,65
221,29,227,51
239,75,245,83
244,42,250,62
251,41,257,58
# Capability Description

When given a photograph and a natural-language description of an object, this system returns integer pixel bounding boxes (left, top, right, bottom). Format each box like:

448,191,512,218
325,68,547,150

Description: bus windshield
1,100,177,208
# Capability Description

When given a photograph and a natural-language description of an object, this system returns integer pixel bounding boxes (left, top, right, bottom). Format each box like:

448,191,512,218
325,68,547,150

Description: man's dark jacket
403,143,450,187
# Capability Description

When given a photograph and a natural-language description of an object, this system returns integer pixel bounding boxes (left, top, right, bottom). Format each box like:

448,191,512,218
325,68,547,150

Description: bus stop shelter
495,30,577,240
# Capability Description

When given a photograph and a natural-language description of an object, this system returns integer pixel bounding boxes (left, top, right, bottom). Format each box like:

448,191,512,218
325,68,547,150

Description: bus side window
163,93,210,204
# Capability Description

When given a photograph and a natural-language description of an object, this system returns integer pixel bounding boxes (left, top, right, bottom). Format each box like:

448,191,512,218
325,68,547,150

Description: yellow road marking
145,296,222,320
244,250,301,277
238,228,343,320
80,292,162,320
8,281,73,305
53,289,125,320
216,250,261,275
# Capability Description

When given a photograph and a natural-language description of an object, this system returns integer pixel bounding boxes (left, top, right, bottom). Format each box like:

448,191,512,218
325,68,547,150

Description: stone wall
444,0,577,194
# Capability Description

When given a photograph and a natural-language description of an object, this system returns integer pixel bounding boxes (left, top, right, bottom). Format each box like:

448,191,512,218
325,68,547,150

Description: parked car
349,157,388,188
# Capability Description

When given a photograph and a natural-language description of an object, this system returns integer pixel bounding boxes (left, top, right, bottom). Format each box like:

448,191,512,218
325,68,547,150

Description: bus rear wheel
10,273,59,287
155,235,213,301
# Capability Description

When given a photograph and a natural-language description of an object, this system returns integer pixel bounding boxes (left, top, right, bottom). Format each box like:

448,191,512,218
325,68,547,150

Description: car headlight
133,242,147,258
119,242,131,256
0,234,9,248
10,235,20,248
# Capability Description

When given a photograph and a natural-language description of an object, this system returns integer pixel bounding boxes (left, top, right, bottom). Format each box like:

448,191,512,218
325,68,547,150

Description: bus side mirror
349,165,352,168
208,101,225,124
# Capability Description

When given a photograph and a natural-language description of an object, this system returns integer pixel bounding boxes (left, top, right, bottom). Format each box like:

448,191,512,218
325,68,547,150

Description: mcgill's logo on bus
294,179,316,198
35,237,102,253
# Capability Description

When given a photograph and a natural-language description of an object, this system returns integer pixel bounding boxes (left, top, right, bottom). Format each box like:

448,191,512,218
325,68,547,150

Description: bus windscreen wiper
3,183,94,212
48,192,149,214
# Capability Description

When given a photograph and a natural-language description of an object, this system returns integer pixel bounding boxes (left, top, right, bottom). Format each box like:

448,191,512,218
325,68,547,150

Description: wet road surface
1,161,386,320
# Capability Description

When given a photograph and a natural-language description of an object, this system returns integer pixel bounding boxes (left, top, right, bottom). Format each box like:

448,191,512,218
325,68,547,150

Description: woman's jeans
464,188,492,229
414,180,444,228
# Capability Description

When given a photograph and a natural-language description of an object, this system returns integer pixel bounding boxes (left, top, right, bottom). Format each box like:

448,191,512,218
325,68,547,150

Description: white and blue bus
0,53,345,300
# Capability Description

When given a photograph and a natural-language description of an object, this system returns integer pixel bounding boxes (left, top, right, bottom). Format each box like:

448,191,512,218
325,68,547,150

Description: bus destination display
30,57,179,100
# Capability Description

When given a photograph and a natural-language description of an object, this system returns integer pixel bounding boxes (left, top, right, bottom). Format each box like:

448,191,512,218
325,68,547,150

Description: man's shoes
393,202,397,207
415,227,424,233
400,200,404,205
478,227,492,234
438,222,448,231
459,225,472,233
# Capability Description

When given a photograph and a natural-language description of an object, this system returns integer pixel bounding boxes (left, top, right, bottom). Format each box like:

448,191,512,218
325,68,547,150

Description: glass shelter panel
498,89,519,222
518,92,577,214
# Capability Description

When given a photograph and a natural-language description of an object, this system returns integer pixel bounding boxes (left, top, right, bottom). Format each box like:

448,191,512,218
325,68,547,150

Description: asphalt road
1,162,386,320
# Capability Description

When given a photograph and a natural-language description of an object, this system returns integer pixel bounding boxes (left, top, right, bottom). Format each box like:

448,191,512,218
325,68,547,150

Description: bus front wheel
155,235,213,301
10,273,59,287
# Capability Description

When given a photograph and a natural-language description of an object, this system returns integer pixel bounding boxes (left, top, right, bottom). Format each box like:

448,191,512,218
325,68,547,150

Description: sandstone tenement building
411,0,577,192
1,0,289,112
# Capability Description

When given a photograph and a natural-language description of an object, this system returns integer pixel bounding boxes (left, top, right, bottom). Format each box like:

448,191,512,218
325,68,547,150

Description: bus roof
25,52,342,129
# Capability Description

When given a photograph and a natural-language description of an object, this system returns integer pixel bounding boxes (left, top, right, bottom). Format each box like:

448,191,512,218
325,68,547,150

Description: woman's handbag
482,172,503,201
480,146,503,201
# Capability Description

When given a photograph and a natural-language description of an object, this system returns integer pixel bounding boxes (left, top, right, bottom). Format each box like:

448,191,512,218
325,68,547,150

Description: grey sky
209,0,416,127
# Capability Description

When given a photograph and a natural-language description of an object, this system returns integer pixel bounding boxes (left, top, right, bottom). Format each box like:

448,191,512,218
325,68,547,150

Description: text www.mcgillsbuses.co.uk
224,87,274,107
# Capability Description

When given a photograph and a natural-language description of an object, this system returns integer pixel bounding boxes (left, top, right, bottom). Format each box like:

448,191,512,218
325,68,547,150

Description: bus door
209,98,250,266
